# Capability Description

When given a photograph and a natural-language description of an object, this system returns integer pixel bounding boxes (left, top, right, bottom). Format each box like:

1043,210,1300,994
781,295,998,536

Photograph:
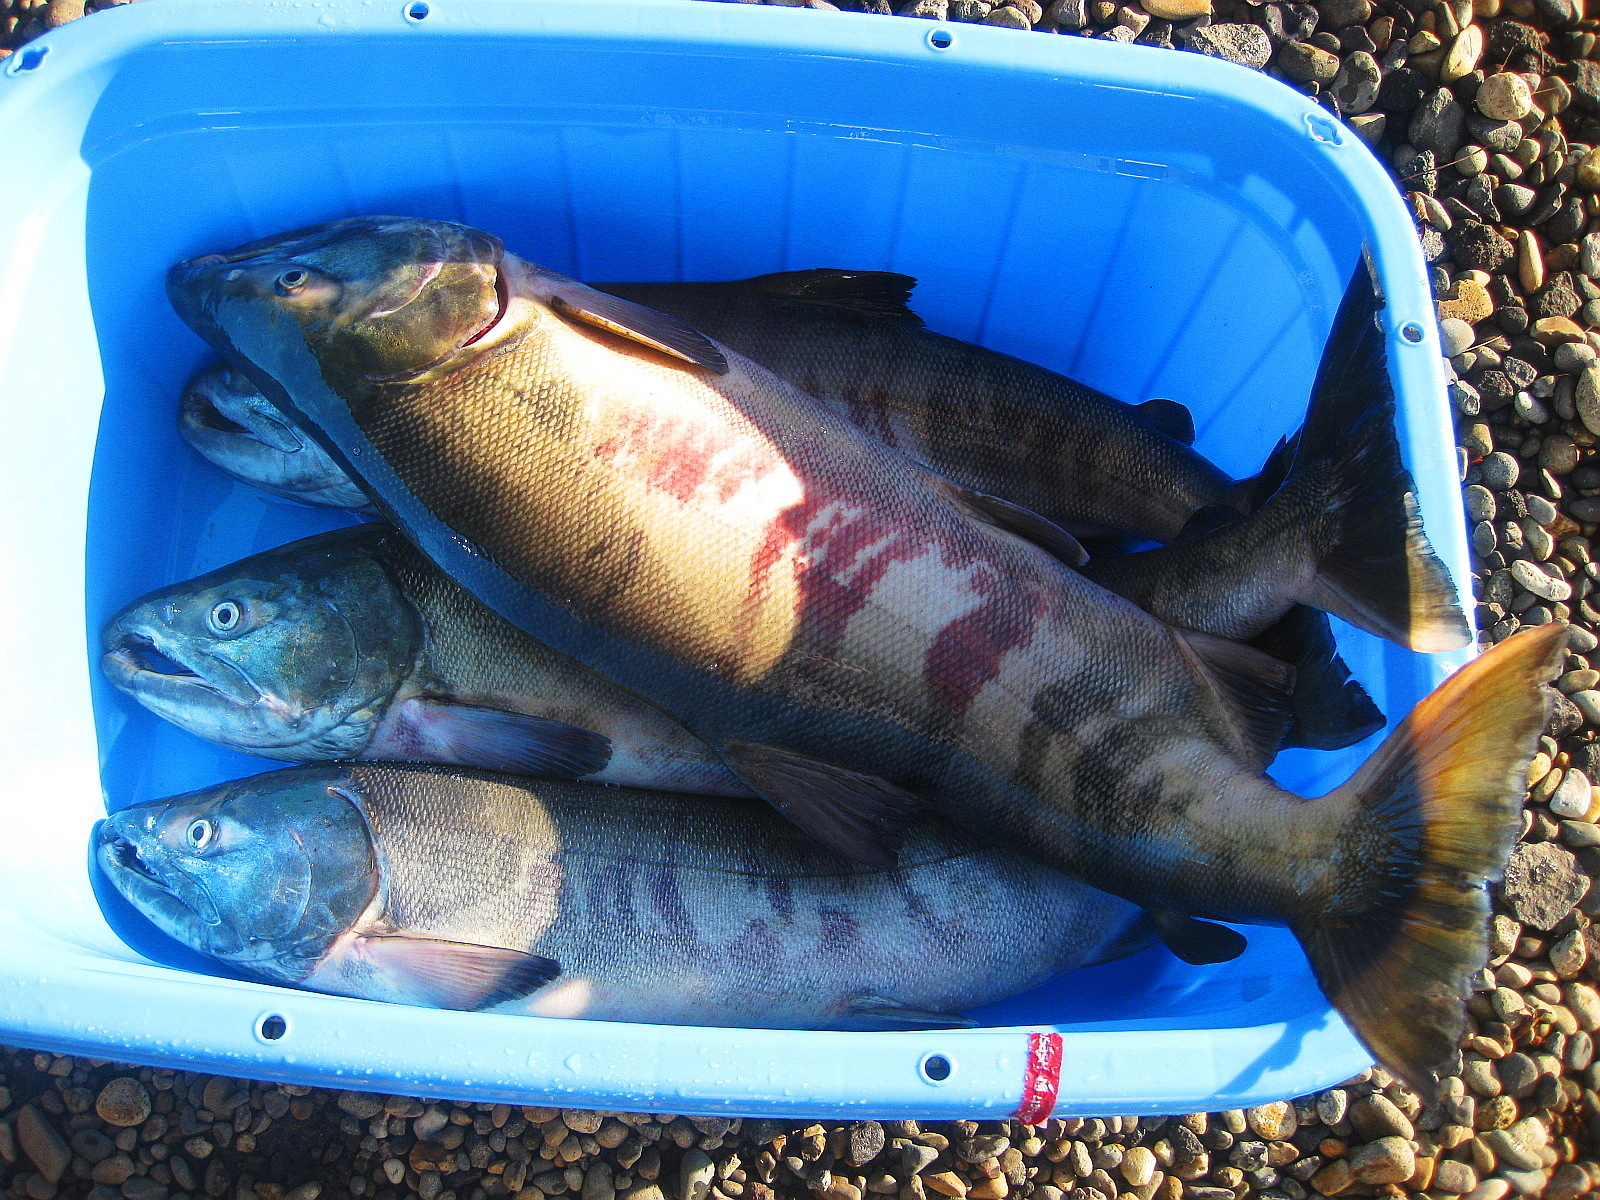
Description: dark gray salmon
101,524,750,797
167,217,1549,1093
95,762,1152,1027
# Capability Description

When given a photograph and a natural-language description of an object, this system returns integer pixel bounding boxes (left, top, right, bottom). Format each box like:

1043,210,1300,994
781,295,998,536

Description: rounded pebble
93,1079,150,1129
1476,73,1535,120
1439,317,1475,357
1480,451,1520,490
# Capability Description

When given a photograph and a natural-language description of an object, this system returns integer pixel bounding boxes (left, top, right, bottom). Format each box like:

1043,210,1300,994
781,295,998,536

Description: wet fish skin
95,762,1152,1027
166,217,1536,1091
171,264,1416,746
173,352,1381,752
101,524,750,797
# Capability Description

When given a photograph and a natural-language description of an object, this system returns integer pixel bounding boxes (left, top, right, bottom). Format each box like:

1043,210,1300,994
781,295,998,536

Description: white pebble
1551,768,1592,819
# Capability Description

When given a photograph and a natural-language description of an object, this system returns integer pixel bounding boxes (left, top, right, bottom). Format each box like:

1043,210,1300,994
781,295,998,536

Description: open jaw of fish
101,619,291,744
95,762,1154,1028
100,547,418,762
179,361,376,511
167,216,1528,1094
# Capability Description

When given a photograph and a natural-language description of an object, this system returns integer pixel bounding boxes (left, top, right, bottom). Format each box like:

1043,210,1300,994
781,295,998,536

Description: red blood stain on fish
592,407,790,507
925,567,1048,720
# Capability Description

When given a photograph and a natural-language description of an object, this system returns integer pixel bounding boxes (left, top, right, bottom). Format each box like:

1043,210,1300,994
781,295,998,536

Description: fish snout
95,818,162,885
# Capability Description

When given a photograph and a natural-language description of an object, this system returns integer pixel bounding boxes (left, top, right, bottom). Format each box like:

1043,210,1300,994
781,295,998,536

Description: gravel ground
0,0,1597,1196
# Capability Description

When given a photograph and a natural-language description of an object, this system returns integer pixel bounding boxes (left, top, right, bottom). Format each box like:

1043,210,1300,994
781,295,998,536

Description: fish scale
230,251,1341,924
606,278,1246,545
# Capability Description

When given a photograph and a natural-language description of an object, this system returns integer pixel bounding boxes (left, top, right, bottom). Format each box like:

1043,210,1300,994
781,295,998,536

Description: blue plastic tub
0,0,1470,1117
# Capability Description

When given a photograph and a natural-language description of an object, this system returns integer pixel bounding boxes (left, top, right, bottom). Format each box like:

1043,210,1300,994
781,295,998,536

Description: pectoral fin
1151,912,1249,965
924,475,1089,567
364,698,613,779
845,996,978,1029
720,742,923,868
1134,398,1196,446
546,284,729,374
353,935,561,1010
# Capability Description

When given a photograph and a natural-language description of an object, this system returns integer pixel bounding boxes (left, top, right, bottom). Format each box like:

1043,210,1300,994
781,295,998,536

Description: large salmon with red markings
167,216,1544,1094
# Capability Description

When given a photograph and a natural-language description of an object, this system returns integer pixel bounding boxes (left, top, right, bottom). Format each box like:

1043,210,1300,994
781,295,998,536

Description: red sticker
1013,1031,1063,1123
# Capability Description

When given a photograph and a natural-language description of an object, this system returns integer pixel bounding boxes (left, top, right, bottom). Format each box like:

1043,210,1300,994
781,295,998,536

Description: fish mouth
180,387,304,455
99,825,163,886
102,629,261,707
97,820,224,930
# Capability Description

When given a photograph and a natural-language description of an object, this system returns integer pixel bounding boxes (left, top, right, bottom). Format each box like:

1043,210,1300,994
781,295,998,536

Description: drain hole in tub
406,1,430,20
1304,110,1341,145
920,1053,952,1082
927,28,953,48
9,45,48,73
257,1014,288,1041
1401,323,1424,343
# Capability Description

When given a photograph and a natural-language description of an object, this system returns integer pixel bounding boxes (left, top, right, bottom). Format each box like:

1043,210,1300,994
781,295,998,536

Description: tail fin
1297,622,1564,1098
1292,253,1470,653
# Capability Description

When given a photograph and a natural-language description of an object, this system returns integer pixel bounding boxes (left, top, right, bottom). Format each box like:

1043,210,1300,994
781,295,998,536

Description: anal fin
1174,503,1243,542
720,742,924,868
845,996,978,1029
1251,606,1385,752
1175,631,1297,768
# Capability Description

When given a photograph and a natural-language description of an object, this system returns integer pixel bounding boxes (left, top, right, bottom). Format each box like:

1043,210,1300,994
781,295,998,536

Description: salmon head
166,217,510,396
101,528,422,760
95,766,377,983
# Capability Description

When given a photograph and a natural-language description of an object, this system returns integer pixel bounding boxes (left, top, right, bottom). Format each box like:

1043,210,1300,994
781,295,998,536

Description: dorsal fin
748,269,924,324
1174,630,1297,769
1134,398,1196,446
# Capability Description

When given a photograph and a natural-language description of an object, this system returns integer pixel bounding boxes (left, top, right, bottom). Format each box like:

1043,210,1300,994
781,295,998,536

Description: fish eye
275,268,310,296
207,600,244,635
186,819,215,852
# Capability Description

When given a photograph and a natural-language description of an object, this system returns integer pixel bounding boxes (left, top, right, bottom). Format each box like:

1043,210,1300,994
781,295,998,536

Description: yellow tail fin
1296,622,1565,1097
